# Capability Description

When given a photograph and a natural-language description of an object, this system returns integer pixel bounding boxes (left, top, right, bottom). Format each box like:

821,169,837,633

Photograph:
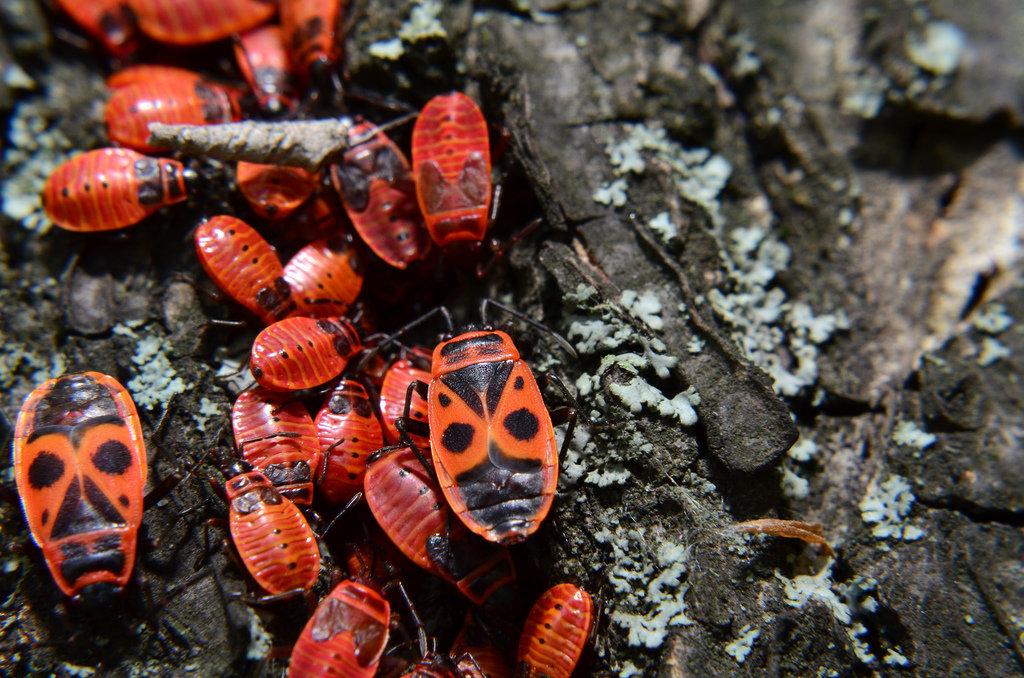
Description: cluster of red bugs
12,2,600,676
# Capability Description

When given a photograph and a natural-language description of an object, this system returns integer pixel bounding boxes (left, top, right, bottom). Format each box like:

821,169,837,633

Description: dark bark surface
1,1,1021,676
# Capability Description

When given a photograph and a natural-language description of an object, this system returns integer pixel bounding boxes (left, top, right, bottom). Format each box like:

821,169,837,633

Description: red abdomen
251,316,363,391
129,0,276,45
314,380,382,503
283,235,365,317
516,584,594,678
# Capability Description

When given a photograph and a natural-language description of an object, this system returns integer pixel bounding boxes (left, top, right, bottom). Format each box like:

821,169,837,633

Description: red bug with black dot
236,161,317,220
105,72,243,153
250,315,363,391
281,0,343,85
194,215,297,324
12,372,148,604
282,234,365,318
330,121,433,270
127,0,276,45
234,24,296,114
218,457,321,596
43,148,192,232
516,583,594,678
313,380,383,503
54,0,139,57
377,347,432,449
231,387,321,505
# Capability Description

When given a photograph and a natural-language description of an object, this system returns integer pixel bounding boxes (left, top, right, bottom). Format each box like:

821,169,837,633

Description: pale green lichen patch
367,0,446,59
114,323,191,410
603,534,693,648
977,337,1012,366
593,178,629,206
859,475,923,541
972,302,1013,335
647,211,678,242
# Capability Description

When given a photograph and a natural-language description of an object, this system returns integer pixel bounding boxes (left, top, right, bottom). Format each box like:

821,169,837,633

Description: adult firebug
234,25,296,114
313,380,383,503
42,148,191,232
12,372,147,602
55,0,139,58
330,121,432,270
363,445,516,606
231,387,321,505
282,234,365,317
425,328,558,544
127,0,276,45
281,0,343,84
516,583,594,678
194,215,296,324
105,76,242,153
287,578,390,678
219,458,321,595
236,161,316,220
250,315,363,391
410,92,492,247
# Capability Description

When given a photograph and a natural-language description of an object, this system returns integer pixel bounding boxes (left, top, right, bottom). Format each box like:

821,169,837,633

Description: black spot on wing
485,360,513,416
438,393,451,407
441,423,475,454
514,376,524,390
503,408,539,442
27,450,65,489
92,440,133,475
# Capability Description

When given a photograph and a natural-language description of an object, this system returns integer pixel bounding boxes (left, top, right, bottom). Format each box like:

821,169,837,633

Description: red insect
232,387,321,505
194,215,296,324
452,611,513,678
105,76,243,153
281,0,343,84
287,578,391,678
313,380,383,503
42,148,190,232
421,328,558,544
363,445,516,606
12,372,147,602
330,121,432,270
250,315,363,391
127,0,276,45
410,92,492,248
377,348,431,449
236,161,316,220
106,64,204,90
55,0,138,57
516,583,593,678
282,234,365,317
219,458,321,595
234,25,296,114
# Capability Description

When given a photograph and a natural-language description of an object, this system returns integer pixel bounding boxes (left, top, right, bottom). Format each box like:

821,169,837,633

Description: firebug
281,0,343,84
234,25,296,114
55,0,139,58
313,380,383,504
42,148,191,232
236,161,316,220
250,315,363,391
127,0,276,45
516,583,594,678
282,234,365,317
12,372,147,603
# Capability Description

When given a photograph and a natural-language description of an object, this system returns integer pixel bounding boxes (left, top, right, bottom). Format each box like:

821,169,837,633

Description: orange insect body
250,316,363,391
42,148,188,232
281,0,343,82
236,161,316,220
106,65,204,90
516,584,593,678
128,0,276,45
232,388,321,505
363,446,516,605
105,77,242,153
378,349,431,448
12,372,147,599
194,215,296,324
330,121,432,269
411,92,492,247
314,380,383,503
234,25,295,113
287,578,391,678
223,461,321,595
282,235,365,317
55,0,138,57
427,330,557,544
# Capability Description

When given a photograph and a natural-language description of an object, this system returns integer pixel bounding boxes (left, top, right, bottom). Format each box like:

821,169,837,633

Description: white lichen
724,624,760,663
859,475,923,541
620,289,664,330
977,337,1011,366
781,466,810,500
788,436,818,462
593,178,629,206
972,303,1013,335
892,420,936,450
905,21,966,75
115,323,190,410
606,537,693,648
367,37,405,60
245,607,273,660
647,211,678,242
